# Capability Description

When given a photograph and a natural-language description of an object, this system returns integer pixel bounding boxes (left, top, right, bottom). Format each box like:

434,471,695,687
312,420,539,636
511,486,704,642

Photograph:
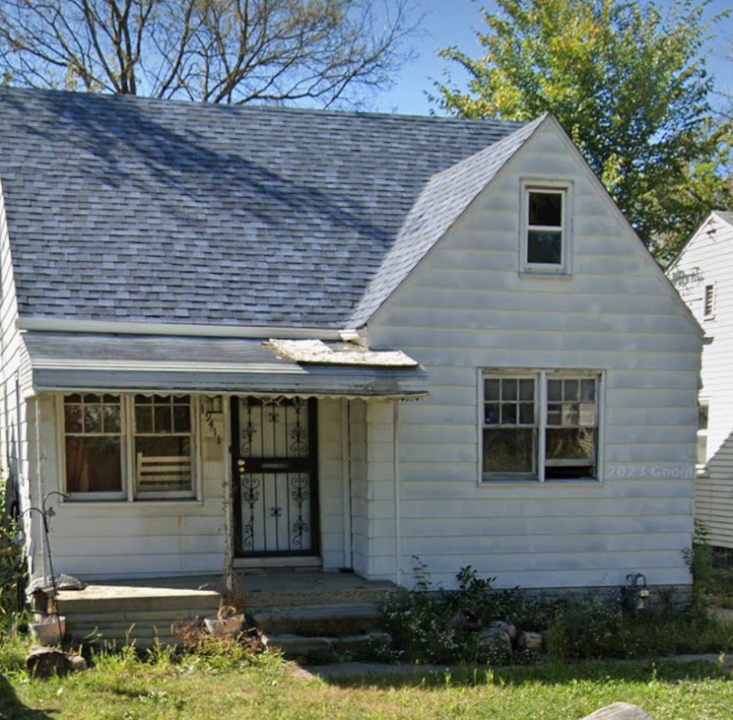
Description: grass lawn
2,655,733,720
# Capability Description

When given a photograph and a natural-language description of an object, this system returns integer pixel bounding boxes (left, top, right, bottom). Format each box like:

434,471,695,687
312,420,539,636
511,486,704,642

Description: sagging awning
20,332,429,400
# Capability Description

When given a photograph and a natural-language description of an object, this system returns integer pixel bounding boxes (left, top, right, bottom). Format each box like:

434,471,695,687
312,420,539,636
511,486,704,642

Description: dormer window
521,181,572,275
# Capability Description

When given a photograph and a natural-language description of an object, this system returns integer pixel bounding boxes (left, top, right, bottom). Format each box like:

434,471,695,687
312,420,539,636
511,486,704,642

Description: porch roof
20,332,428,399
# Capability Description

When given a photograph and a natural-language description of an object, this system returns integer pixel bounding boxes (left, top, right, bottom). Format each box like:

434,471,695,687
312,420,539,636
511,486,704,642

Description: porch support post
222,395,234,591
341,398,352,569
392,400,401,586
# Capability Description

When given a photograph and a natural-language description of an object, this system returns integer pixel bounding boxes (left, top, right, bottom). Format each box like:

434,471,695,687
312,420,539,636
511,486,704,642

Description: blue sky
374,0,733,117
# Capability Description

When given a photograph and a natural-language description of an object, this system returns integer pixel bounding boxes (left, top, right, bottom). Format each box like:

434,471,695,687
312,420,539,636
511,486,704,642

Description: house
668,211,733,559
0,87,702,594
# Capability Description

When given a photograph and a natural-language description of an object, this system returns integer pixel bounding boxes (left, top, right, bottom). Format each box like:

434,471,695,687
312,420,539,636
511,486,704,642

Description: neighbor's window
704,284,715,320
64,394,123,496
134,395,193,497
697,400,709,468
483,372,600,482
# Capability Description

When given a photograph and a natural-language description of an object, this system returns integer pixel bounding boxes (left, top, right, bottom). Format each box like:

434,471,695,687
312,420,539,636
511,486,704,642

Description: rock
478,627,512,654
69,655,88,672
26,647,87,679
449,610,482,631
517,631,544,652
582,702,654,720
488,620,517,641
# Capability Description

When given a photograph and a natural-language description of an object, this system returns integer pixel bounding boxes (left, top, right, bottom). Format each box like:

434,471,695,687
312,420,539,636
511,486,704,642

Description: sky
373,0,733,117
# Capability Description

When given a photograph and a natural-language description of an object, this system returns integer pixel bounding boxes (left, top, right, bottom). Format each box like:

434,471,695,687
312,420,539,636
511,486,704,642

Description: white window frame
520,180,573,276
57,393,201,502
479,369,603,483
703,284,715,321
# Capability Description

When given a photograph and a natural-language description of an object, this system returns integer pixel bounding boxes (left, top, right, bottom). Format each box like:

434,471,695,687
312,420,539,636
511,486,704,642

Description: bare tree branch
0,0,420,107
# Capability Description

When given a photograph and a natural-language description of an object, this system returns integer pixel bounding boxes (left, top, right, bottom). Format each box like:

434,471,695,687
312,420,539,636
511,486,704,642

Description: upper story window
482,371,600,482
62,393,197,501
521,182,572,275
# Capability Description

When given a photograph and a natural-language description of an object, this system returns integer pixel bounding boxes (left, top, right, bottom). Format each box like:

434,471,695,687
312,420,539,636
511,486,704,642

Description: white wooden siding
365,119,700,589
669,213,733,548
0,183,34,571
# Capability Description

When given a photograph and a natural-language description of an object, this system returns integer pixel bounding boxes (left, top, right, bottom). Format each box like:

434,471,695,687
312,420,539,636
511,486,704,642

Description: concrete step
58,586,221,615
261,631,390,661
252,603,381,637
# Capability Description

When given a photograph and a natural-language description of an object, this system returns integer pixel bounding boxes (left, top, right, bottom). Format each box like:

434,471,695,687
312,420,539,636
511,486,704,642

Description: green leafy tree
433,0,733,262
0,0,417,107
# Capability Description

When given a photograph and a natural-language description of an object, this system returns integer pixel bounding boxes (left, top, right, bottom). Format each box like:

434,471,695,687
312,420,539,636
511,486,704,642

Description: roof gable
349,116,546,327
0,88,521,330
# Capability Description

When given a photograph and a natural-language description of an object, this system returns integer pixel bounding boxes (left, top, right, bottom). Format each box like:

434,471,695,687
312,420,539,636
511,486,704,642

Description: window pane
527,231,562,264
501,404,517,425
84,404,103,433
135,405,153,433
64,404,83,433
135,436,192,493
154,405,173,433
83,393,102,403
66,436,122,492
102,405,121,433
519,379,534,401
579,403,597,426
484,379,500,401
519,402,535,425
484,429,534,475
501,379,518,401
697,435,708,466
547,380,562,402
562,403,580,426
484,404,500,425
699,403,709,431
564,380,579,401
529,192,562,227
581,379,596,402
136,395,152,404
173,405,191,433
547,403,562,426
546,428,596,461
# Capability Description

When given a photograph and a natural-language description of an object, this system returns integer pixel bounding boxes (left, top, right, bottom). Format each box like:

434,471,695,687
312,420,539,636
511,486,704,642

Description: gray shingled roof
0,87,523,329
715,211,733,226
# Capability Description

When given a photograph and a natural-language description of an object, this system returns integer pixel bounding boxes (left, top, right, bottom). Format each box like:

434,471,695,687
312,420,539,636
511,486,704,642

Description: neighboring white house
668,211,733,555
0,87,702,592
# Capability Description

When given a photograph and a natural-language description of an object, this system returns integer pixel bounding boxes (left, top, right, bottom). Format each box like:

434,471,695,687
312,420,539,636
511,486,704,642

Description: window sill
518,269,572,280
61,498,204,508
480,478,602,486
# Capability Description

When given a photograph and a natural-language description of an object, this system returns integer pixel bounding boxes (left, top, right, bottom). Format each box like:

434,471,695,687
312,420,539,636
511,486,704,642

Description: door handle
237,459,246,472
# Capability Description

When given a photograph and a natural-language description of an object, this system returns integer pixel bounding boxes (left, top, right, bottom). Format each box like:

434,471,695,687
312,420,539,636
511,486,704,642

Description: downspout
393,400,401,586
341,398,352,569
34,395,46,583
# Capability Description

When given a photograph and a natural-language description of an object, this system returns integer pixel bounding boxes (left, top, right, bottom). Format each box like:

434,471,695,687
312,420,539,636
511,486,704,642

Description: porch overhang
20,332,429,400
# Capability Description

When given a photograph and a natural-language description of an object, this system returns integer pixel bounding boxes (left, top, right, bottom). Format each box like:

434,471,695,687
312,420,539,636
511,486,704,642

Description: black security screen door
232,397,319,557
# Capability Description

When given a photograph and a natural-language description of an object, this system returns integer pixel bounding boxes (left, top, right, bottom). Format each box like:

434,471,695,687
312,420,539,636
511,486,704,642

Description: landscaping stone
488,620,517,641
478,627,512,654
582,702,653,720
26,647,87,679
517,630,544,651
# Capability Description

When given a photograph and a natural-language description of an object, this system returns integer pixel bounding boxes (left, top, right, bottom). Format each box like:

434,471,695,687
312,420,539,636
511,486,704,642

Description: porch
57,570,395,650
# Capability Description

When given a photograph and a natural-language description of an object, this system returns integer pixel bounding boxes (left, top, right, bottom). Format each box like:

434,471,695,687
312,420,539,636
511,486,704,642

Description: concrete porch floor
59,570,395,612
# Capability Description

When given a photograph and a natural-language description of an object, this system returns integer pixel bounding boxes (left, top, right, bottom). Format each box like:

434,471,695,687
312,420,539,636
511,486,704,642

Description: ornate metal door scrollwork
233,397,317,556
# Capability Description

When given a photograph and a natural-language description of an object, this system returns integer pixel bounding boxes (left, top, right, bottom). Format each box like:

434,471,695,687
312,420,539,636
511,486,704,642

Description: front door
232,397,319,557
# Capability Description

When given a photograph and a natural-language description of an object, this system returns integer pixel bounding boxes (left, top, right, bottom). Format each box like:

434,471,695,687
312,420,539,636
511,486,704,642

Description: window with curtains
62,393,197,500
